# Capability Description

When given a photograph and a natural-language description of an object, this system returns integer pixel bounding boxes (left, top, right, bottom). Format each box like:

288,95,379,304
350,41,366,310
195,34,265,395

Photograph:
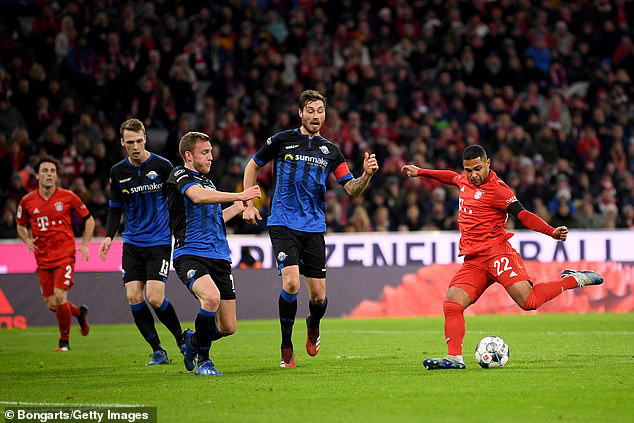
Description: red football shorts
449,243,530,303
37,258,75,297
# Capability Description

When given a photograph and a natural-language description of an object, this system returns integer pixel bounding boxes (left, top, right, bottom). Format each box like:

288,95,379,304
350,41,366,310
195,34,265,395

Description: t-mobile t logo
36,216,49,231
458,198,473,215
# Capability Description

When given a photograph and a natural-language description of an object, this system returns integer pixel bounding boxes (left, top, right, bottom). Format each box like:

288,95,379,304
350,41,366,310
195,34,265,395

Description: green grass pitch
1,313,633,422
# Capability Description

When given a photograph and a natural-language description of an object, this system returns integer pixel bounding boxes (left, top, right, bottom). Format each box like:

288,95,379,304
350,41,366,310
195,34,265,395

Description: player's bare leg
45,296,57,312
187,276,222,376
305,277,326,357
279,265,300,368
126,281,166,365
424,287,471,370
216,300,236,336
146,280,184,352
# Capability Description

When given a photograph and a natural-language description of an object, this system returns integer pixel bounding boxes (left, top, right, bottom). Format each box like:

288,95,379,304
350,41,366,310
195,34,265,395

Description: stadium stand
0,1,632,238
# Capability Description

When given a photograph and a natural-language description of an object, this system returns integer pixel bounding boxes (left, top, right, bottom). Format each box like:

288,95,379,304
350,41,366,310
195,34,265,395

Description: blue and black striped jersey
253,128,353,233
166,166,231,262
108,153,172,247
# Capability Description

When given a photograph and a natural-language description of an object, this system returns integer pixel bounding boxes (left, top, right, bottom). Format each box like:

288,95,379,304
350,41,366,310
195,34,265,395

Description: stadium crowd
0,0,633,239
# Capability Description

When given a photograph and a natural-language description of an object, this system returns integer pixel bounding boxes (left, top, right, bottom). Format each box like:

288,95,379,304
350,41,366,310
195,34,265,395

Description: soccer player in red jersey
402,145,604,370
16,156,95,351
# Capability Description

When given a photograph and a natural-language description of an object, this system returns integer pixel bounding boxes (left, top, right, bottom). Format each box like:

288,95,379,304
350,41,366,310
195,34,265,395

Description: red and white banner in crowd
0,230,632,274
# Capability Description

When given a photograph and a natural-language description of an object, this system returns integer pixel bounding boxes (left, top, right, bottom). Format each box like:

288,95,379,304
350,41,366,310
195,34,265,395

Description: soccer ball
475,336,509,368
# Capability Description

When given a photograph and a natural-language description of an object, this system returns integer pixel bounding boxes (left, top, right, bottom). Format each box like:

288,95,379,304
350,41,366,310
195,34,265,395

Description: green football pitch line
1,314,633,423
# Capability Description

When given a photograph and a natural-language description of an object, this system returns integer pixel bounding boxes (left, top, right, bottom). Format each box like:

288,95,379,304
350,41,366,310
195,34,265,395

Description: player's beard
302,119,322,135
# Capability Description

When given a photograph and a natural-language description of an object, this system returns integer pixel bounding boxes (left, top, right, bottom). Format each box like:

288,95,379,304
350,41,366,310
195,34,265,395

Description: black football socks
153,297,184,346
308,297,328,329
279,289,298,348
130,301,162,352
193,308,216,362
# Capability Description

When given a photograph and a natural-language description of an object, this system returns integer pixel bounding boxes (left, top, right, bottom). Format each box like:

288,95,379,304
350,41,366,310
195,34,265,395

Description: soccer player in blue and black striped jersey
167,132,260,376
243,90,379,368
99,118,185,366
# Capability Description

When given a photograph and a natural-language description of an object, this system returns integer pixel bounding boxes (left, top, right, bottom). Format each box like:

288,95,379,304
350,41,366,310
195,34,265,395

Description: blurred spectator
0,95,26,138
575,201,605,229
0,1,632,237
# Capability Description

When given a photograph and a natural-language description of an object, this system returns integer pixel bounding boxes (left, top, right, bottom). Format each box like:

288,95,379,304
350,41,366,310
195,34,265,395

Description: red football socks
69,302,80,317
56,301,72,341
443,301,465,356
522,276,578,310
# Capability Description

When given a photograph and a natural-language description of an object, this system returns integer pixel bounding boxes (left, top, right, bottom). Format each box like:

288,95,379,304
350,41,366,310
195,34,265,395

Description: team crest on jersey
474,190,483,200
54,201,64,211
319,145,329,154
277,252,287,262
146,171,158,180
187,269,196,280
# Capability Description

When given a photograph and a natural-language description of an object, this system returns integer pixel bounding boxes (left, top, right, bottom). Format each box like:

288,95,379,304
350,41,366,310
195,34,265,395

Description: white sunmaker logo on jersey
283,154,328,168
122,182,163,194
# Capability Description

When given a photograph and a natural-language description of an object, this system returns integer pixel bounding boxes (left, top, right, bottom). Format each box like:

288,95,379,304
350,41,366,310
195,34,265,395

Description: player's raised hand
99,237,112,261
243,206,262,225
401,164,422,177
239,185,261,202
79,243,90,261
552,226,568,241
363,152,379,176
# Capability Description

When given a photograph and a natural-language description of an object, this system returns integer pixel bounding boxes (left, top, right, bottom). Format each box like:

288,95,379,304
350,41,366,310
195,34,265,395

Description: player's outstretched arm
344,152,379,197
79,216,95,261
222,200,247,222
184,184,261,205
401,165,459,185
507,201,566,241
242,158,263,224
16,224,37,252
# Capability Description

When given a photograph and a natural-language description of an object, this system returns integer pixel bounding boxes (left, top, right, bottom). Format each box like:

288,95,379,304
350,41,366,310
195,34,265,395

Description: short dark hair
35,155,62,174
179,131,210,160
299,90,327,111
119,118,145,138
463,145,487,161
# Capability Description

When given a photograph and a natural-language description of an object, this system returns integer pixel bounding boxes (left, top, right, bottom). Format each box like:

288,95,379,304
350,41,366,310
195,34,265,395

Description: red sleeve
491,181,519,211
69,192,90,219
16,198,28,225
517,210,556,237
417,169,460,185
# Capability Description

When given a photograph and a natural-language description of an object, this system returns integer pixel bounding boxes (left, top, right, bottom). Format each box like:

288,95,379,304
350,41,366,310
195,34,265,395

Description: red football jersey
452,170,518,257
16,188,90,268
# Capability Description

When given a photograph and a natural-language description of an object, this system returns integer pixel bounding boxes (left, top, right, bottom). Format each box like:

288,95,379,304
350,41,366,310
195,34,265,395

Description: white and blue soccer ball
475,336,509,368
